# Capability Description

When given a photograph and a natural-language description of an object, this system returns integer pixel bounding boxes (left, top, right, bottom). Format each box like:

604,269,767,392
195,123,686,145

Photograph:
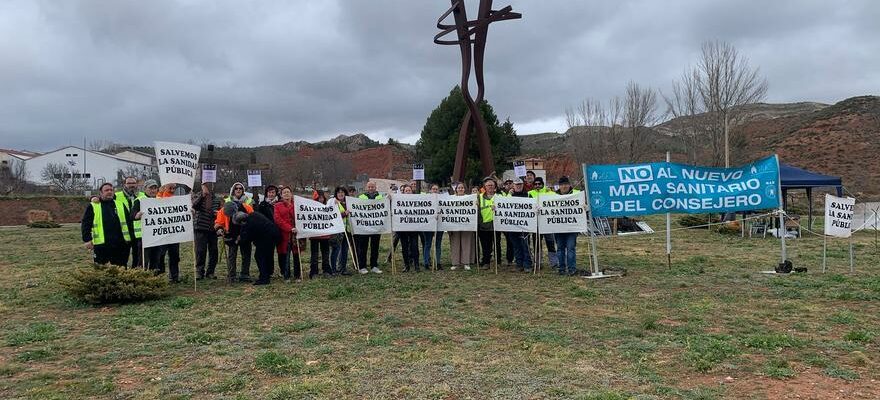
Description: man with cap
553,176,582,276
529,177,558,269
131,179,161,270
507,178,533,272
477,176,503,270
82,182,133,266
215,188,255,283
116,176,143,267
234,210,280,285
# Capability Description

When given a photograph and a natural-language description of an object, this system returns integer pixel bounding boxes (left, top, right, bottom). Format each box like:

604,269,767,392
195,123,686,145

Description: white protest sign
140,195,194,248
155,141,201,188
437,194,477,231
493,196,538,233
391,193,437,232
824,194,855,238
347,196,392,235
247,170,262,187
294,196,346,239
513,160,527,178
201,164,217,183
538,191,589,234
412,163,425,181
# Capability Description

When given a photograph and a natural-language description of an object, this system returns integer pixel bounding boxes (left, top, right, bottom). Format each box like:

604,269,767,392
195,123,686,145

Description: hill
521,96,879,198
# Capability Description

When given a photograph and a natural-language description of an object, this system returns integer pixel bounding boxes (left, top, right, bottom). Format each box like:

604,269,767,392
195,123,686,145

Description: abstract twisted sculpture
435,0,521,182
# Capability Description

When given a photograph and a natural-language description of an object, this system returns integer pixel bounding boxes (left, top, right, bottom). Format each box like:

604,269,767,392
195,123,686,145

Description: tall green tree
415,87,520,185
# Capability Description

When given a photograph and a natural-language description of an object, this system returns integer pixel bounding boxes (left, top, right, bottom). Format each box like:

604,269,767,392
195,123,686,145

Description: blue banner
585,155,781,217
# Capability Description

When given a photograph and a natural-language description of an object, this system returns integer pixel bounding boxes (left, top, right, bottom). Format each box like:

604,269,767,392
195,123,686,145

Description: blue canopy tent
780,163,843,230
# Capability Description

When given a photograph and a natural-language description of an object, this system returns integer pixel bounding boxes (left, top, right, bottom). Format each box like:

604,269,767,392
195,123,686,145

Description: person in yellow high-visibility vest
529,177,558,269
115,176,143,267
477,177,502,269
81,182,132,266
131,180,160,270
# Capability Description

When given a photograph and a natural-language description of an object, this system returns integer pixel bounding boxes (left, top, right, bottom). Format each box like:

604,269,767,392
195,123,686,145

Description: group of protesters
81,170,586,287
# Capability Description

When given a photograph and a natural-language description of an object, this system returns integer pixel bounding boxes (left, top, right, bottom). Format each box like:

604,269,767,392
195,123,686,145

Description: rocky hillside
522,96,879,197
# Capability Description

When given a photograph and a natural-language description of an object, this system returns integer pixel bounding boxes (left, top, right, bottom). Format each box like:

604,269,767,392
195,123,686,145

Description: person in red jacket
274,187,302,282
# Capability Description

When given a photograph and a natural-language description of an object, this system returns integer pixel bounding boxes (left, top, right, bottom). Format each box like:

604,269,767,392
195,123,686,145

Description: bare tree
624,81,659,162
314,149,354,188
41,162,88,193
695,40,768,166
117,165,150,185
662,68,706,164
88,139,121,153
606,96,625,162
0,159,29,195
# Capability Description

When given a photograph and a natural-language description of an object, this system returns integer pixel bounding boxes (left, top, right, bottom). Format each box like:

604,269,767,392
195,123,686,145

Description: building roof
29,146,154,166
114,149,156,159
0,148,41,160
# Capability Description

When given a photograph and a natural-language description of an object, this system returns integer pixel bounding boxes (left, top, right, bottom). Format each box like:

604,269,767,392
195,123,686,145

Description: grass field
0,216,878,399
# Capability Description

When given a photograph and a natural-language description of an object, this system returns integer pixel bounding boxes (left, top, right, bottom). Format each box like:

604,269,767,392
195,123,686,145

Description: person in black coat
81,182,131,266
192,183,222,279
234,211,280,285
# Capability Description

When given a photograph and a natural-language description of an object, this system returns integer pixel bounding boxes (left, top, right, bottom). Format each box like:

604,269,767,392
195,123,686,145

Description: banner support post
779,206,787,263
665,151,671,270
822,235,827,273
849,238,854,273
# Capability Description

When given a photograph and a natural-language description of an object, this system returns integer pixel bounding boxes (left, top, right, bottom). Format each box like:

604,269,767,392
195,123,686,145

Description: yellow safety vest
358,193,384,200
479,193,495,223
91,201,131,245
132,193,148,239
224,196,253,205
337,201,350,232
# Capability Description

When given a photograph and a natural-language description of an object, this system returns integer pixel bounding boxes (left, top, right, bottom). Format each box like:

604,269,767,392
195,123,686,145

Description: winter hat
558,176,571,185
223,202,237,217
232,211,249,225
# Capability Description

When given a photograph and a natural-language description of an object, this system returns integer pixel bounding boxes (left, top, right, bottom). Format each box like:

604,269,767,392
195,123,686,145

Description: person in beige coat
448,182,476,270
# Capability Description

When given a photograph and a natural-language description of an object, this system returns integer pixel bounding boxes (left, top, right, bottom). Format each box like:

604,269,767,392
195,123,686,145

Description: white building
0,148,39,165
23,146,156,189
113,149,156,165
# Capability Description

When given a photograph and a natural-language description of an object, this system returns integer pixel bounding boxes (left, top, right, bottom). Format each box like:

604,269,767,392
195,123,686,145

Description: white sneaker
450,266,458,270
464,265,471,271
371,267,383,274
358,268,368,274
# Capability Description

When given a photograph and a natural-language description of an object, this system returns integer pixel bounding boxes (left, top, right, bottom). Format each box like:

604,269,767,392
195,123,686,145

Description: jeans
510,232,532,269
158,243,180,281
330,233,351,273
194,230,218,277
278,251,302,280
421,231,443,267
553,232,578,274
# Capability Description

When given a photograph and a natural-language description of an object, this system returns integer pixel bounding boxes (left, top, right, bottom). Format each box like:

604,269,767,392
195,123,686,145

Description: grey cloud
0,0,877,151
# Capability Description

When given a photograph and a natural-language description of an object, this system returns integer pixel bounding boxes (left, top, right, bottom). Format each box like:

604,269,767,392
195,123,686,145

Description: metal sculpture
435,0,520,182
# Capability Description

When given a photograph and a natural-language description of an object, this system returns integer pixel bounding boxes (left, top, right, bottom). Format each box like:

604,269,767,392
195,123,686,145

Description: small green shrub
28,221,61,228
62,264,169,305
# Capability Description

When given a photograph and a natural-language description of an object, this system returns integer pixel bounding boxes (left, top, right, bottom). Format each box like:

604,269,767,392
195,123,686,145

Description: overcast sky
1,0,878,152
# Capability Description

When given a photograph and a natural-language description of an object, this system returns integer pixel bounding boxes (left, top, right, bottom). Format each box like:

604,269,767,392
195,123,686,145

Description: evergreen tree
415,87,520,185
